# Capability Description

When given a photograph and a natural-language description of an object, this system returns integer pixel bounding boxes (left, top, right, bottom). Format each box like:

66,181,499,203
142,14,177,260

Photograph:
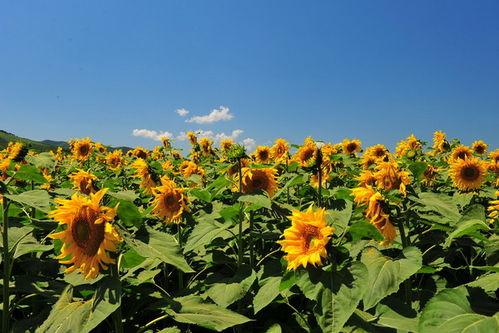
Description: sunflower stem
249,211,254,269
237,157,244,268
397,212,412,307
177,223,184,290
2,197,11,333
110,262,123,333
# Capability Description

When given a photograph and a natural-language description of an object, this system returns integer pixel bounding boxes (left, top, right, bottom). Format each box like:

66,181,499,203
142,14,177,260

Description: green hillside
0,130,68,152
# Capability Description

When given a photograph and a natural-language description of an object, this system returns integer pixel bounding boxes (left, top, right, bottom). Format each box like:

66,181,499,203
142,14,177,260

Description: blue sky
1,0,498,151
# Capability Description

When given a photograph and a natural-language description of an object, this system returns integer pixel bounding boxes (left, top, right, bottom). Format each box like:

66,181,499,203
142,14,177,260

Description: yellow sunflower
131,147,149,159
235,167,278,197
342,138,362,155
0,158,11,181
293,138,318,167
69,170,98,195
199,138,214,156
449,145,473,162
179,160,205,179
220,138,234,152
270,138,290,163
6,142,26,162
161,136,171,149
357,170,376,187
105,150,124,170
277,206,334,270
488,149,499,173
364,144,388,160
395,134,421,157
48,189,121,279
152,177,189,223
471,140,488,155
131,158,157,194
186,131,198,145
487,191,499,224
254,146,272,164
72,138,93,161
432,131,448,153
373,161,411,196
422,165,438,186
449,157,486,191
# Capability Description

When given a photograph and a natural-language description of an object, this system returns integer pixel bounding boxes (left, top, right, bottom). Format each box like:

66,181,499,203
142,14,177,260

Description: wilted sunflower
293,138,318,167
105,150,124,170
357,170,376,187
235,167,277,196
270,138,289,163
131,158,157,194
373,161,411,196
72,138,93,161
471,140,488,155
48,189,121,279
69,170,98,195
449,157,486,191
342,139,362,155
449,145,473,162
422,165,438,186
254,146,272,164
277,206,334,270
152,177,189,223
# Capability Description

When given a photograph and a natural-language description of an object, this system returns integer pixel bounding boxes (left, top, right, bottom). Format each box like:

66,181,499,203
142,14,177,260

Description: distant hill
0,130,132,152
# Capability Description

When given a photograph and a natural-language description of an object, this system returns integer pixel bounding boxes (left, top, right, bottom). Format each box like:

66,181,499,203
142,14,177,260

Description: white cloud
186,106,233,124
242,138,256,151
177,129,244,142
176,108,189,117
132,129,173,141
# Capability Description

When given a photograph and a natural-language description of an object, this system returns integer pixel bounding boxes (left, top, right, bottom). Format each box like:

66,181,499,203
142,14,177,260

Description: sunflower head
432,131,448,153
365,144,388,160
220,138,234,152
471,140,488,155
373,161,411,196
236,167,278,197
6,142,27,162
254,146,272,164
293,138,318,167
105,150,124,170
449,145,473,163
199,138,214,156
395,134,421,157
161,136,171,149
131,158,157,193
270,139,290,162
48,189,121,279
131,147,149,159
72,138,94,161
342,139,362,155
152,177,189,223
450,157,486,191
422,165,438,186
277,206,334,270
186,131,198,145
69,170,98,195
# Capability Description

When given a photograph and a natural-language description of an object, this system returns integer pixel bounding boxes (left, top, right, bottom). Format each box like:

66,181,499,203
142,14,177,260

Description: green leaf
348,221,384,241
238,194,272,210
6,190,51,213
207,269,256,308
315,261,369,333
375,303,419,332
125,227,193,273
414,192,461,225
26,152,56,169
117,200,143,227
190,188,212,202
408,161,427,180
184,218,232,253
8,226,51,258
444,219,489,248
14,164,47,184
265,323,282,333
326,201,352,234
466,273,499,293
361,246,422,310
165,295,251,332
253,276,281,314
419,287,499,333
107,190,138,202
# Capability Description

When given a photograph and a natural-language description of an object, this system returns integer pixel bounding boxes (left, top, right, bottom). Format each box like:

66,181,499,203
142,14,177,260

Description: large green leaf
207,269,256,308
326,201,352,234
466,273,499,293
6,190,51,213
253,276,281,314
125,227,193,273
375,302,419,332
315,261,369,333
165,295,251,332
444,219,490,248
184,217,232,253
7,226,51,258
238,194,272,210
26,152,56,169
14,164,47,184
414,192,461,225
117,200,143,227
419,287,499,333
361,246,422,310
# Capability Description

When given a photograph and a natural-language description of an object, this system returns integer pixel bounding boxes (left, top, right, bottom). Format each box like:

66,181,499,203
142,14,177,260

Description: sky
1,0,498,151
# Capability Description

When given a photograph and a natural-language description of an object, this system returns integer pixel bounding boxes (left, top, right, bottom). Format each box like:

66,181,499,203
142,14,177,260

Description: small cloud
132,129,172,141
242,138,256,151
176,108,190,117
177,129,244,143
186,106,233,124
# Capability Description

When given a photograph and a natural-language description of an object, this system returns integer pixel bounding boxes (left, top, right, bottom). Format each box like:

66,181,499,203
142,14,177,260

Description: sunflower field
0,131,498,333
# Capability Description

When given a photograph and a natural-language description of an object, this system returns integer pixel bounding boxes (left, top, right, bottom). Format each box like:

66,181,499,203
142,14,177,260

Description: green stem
110,261,123,333
249,211,254,269
397,213,411,306
237,158,243,267
177,224,184,290
3,198,10,333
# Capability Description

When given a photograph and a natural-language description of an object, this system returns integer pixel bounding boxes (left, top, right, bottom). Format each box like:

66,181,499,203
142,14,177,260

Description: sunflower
360,155,378,169
94,142,107,154
254,146,272,164
357,170,376,187
342,139,362,155
52,147,65,162
365,144,388,160
69,170,98,195
6,142,27,162
488,149,499,173
235,167,277,196
270,138,289,163
199,138,214,156
226,158,250,178
152,177,189,223
220,138,234,152
395,134,421,157
487,191,499,224
186,131,198,145
179,160,205,179
48,189,121,279
373,161,411,196
0,158,11,181
131,158,157,194
449,145,473,163
161,136,171,149
277,206,334,270
432,131,448,153
131,147,148,159
72,138,93,161
105,150,124,170
293,138,317,167
471,140,488,155
422,165,438,186
449,157,486,191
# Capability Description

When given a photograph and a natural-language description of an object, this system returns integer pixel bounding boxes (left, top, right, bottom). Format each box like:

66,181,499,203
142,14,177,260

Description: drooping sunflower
373,161,411,196
449,145,473,163
254,146,272,164
131,158,157,194
72,138,93,161
342,138,362,155
151,176,189,223
471,140,488,155
270,138,290,163
105,150,124,170
69,170,98,195
293,137,318,167
277,206,334,270
449,157,486,191
235,167,278,197
48,189,121,279
422,164,438,186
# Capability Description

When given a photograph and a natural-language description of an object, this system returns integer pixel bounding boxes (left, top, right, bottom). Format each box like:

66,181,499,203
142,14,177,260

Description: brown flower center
78,144,90,156
71,210,105,256
347,143,357,153
303,225,320,249
258,151,269,161
461,165,479,181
